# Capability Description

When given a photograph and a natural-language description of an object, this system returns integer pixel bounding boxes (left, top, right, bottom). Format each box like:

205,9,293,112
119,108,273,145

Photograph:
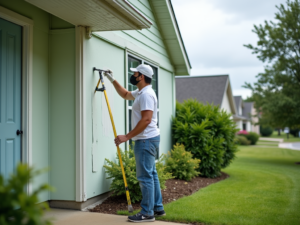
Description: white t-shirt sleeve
131,89,139,99
139,93,155,111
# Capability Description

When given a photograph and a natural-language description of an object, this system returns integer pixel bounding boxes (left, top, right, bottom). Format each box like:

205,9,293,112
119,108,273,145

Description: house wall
0,0,50,202
159,68,174,155
84,36,126,199
221,90,232,114
236,121,243,131
251,106,260,134
83,0,176,200
49,28,76,201
1,0,76,202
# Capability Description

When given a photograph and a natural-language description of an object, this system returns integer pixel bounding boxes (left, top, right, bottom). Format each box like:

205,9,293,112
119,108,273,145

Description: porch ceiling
24,0,152,31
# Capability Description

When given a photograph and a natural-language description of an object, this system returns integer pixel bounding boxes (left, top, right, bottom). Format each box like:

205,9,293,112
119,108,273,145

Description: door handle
16,130,23,135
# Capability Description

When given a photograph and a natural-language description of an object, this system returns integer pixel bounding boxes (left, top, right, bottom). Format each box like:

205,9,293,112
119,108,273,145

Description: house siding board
84,37,126,199
49,29,76,201
0,0,51,202
159,68,174,156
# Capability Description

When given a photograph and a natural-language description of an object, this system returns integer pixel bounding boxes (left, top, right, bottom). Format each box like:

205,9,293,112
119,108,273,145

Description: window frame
126,53,160,156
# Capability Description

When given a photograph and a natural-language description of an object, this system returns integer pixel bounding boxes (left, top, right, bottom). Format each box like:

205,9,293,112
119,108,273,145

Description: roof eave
25,0,152,31
151,0,191,75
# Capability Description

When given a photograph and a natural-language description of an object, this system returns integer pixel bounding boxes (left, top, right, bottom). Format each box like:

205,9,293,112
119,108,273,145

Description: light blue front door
0,18,22,179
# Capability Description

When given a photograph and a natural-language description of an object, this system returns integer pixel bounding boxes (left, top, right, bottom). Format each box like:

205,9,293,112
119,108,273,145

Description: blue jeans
134,135,164,216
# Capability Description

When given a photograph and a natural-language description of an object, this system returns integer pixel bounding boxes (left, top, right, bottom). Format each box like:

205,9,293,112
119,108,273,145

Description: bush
103,147,173,203
290,128,300,137
260,126,273,137
0,164,52,225
234,135,251,145
172,99,238,178
239,132,259,145
165,143,201,181
237,130,249,135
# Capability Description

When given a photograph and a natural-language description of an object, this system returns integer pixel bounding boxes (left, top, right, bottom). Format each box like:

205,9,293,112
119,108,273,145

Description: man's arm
112,80,134,100
104,70,134,100
114,110,153,146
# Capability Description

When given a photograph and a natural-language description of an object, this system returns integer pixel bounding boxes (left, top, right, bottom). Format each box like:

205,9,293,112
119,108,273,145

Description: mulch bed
89,172,229,215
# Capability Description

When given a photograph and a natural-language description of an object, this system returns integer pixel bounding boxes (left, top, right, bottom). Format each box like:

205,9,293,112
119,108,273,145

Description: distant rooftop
175,75,229,107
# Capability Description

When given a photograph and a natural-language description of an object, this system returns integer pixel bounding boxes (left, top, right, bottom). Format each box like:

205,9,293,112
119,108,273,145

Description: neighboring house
175,75,236,115
0,0,191,209
233,96,259,134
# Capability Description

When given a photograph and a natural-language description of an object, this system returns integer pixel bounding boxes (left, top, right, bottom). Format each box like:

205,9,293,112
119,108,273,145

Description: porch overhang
24,0,152,31
233,115,248,121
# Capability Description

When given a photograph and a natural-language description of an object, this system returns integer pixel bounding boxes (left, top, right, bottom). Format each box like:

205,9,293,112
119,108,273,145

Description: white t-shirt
131,85,160,140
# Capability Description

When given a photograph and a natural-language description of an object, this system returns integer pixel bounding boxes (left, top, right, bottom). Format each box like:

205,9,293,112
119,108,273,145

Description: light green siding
0,0,50,202
49,29,76,200
95,0,174,73
84,36,126,199
84,0,177,199
159,68,175,155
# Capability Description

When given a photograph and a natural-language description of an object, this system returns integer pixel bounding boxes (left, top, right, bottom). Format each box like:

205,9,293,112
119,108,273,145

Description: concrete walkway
278,142,300,151
45,208,187,225
259,137,284,142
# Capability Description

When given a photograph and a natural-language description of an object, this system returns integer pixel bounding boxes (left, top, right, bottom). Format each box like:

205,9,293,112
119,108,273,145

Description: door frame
0,6,33,194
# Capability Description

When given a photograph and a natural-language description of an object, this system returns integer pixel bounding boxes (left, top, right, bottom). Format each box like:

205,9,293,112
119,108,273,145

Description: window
127,55,159,159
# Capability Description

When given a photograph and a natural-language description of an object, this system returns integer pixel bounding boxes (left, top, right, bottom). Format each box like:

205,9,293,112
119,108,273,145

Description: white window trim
125,52,160,153
0,6,33,195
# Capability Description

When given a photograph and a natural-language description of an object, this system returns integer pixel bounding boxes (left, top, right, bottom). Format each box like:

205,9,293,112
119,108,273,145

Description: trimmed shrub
103,147,173,203
172,99,238,178
260,126,273,137
239,132,259,145
234,135,251,145
165,143,201,181
0,164,53,225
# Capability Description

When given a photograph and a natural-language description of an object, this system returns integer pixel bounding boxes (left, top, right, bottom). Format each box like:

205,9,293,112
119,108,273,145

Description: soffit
151,0,191,75
24,0,152,31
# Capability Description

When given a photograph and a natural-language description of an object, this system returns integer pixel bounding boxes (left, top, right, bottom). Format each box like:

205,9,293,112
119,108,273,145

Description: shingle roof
243,102,253,120
234,96,242,112
175,75,229,107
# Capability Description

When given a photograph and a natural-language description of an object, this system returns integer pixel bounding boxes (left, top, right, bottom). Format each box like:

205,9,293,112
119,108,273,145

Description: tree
244,0,300,129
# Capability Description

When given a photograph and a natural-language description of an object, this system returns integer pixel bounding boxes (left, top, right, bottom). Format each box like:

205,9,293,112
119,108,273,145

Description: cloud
171,0,283,95
207,0,286,21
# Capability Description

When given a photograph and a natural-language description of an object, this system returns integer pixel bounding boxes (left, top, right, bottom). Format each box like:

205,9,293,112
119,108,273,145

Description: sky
171,0,286,99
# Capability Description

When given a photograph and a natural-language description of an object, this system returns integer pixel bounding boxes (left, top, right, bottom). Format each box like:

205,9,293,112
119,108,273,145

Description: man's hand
104,69,115,83
114,135,129,146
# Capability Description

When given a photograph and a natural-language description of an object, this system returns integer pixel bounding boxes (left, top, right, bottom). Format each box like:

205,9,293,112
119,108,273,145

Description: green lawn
270,131,300,143
256,140,279,147
156,145,300,225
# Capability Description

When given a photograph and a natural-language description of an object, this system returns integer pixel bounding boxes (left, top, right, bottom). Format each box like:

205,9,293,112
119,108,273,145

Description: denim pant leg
134,135,163,216
153,162,164,212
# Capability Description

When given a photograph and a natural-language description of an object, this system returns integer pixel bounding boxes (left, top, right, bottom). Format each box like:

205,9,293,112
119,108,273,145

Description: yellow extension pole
95,75,133,213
